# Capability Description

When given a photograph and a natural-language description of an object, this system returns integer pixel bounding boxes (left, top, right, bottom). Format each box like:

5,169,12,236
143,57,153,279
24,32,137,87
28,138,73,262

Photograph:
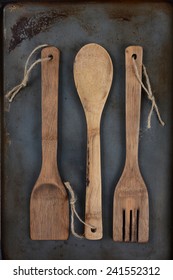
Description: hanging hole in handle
91,227,97,233
132,54,137,60
48,54,53,60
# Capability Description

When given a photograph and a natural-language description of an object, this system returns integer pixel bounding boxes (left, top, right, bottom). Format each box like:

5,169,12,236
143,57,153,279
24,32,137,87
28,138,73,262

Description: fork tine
122,209,125,241
113,203,123,241
138,202,149,242
131,209,138,242
125,210,130,242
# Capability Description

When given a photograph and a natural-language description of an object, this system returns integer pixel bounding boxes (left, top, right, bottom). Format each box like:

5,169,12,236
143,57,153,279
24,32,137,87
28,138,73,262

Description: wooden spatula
74,43,113,240
113,46,149,242
30,46,69,240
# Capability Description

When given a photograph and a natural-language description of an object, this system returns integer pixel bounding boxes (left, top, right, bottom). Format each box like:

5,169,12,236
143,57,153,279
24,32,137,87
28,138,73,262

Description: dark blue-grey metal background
2,1,173,259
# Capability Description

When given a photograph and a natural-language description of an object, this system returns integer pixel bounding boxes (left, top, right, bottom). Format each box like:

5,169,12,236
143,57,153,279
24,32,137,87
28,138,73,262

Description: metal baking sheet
2,1,173,259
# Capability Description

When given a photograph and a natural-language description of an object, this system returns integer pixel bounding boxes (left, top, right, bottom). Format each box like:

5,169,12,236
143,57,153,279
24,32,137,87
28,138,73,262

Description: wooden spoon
30,46,69,240
74,43,113,240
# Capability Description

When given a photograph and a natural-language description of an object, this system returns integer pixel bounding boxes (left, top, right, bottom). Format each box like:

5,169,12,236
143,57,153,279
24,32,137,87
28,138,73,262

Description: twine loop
64,182,96,239
132,57,165,129
6,44,50,103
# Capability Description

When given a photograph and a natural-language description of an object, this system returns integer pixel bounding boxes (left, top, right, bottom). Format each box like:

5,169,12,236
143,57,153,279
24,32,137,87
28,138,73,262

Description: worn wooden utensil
30,46,69,240
74,43,113,240
113,46,149,243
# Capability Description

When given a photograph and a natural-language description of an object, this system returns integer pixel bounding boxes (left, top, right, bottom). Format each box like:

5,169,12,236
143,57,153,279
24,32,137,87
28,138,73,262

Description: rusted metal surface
1,1,173,259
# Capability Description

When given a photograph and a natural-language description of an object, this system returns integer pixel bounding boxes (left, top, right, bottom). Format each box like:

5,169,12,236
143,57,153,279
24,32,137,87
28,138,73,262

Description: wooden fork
113,46,149,243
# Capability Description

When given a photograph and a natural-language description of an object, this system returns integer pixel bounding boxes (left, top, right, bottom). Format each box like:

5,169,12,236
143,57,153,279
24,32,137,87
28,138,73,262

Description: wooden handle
125,46,143,168
41,47,60,176
85,118,102,240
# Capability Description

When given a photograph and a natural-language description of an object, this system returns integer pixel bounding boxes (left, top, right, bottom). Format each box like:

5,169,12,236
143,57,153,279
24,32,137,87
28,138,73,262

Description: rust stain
9,9,78,52
107,7,133,22
4,132,11,147
109,13,132,22
78,21,97,36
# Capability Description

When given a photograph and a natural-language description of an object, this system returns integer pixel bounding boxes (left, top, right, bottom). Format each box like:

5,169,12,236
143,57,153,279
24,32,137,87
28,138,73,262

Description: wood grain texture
113,46,149,243
30,46,69,240
74,43,113,240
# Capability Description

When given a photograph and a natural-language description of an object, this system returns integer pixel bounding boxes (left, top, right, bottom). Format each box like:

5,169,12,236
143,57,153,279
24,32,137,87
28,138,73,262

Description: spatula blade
30,183,69,240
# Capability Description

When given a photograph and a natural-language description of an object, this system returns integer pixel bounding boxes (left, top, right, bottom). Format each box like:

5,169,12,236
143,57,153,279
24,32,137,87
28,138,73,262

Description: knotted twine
64,182,96,239
6,44,50,102
132,57,165,129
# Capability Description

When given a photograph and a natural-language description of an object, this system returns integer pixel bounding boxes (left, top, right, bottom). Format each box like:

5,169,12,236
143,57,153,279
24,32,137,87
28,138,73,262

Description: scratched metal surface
2,2,173,259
